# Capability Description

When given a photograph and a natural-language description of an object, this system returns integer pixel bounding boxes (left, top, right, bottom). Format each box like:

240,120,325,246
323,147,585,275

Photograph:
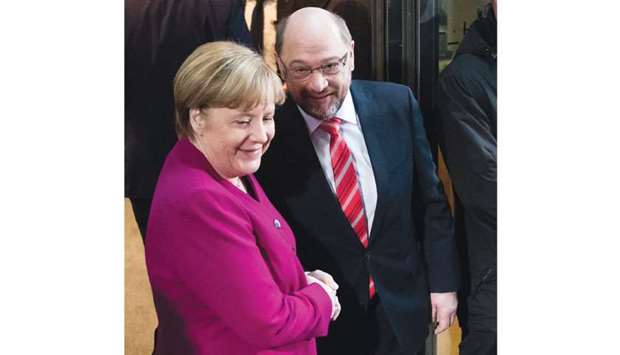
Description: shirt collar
298,90,357,135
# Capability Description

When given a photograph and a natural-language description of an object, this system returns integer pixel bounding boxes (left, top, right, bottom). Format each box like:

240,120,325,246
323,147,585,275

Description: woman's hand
306,269,339,291
305,270,341,320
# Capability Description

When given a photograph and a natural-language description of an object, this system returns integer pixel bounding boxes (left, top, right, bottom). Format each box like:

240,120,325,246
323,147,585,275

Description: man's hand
430,292,458,334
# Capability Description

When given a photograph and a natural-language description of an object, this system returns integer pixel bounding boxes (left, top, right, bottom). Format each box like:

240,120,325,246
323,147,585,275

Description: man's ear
349,40,356,72
275,55,286,78
189,108,204,134
275,55,289,93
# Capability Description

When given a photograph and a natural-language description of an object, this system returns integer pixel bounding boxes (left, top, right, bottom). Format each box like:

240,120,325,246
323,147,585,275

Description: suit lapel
274,98,365,251
273,100,317,164
350,82,390,245
274,85,392,249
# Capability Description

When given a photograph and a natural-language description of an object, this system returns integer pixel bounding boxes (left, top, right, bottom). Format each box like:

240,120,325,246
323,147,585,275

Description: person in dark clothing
258,8,459,355
125,0,253,240
434,1,496,354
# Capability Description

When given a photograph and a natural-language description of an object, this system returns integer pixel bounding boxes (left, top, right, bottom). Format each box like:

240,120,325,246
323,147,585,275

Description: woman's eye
235,120,251,126
263,116,274,121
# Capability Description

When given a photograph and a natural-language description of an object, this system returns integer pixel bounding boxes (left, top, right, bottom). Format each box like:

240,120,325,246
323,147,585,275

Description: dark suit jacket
125,0,252,199
257,80,459,354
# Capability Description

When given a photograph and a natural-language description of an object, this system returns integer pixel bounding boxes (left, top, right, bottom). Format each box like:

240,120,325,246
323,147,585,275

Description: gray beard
304,97,343,120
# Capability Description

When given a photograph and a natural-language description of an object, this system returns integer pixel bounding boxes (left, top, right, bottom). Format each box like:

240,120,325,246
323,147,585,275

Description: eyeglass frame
278,52,350,82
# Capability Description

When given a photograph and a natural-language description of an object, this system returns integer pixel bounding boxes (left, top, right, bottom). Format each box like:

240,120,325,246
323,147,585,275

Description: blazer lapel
274,98,366,251
350,82,390,245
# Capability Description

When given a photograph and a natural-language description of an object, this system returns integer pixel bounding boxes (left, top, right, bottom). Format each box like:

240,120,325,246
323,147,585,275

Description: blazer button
273,219,281,229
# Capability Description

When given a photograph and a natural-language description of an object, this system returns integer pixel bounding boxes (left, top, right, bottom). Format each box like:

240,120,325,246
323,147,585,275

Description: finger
321,280,336,296
305,274,318,284
434,313,449,335
332,300,341,320
316,270,335,286
450,313,457,326
335,298,342,320
431,304,437,324
312,270,339,290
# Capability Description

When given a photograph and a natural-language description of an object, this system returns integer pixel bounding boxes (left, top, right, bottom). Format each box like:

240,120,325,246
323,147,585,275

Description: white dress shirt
298,90,378,235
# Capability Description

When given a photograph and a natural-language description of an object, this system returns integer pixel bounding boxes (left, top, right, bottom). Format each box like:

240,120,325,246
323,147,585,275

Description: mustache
301,89,335,98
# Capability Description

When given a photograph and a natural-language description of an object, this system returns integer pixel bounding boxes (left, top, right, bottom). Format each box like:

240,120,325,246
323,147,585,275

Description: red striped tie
320,117,376,299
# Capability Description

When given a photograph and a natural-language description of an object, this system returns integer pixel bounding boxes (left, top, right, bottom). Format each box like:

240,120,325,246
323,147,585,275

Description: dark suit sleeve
225,0,253,48
435,73,497,227
406,88,460,292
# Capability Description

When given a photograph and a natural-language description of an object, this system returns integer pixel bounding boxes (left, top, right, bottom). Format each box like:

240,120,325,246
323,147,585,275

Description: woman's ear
189,108,204,135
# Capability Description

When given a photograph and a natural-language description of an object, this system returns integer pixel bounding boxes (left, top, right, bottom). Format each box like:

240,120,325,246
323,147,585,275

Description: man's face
279,31,354,120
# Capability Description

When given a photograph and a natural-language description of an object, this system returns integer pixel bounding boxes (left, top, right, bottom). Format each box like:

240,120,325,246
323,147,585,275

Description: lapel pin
274,219,281,229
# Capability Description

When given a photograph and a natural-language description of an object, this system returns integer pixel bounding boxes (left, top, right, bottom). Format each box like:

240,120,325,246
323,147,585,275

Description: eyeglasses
280,52,349,81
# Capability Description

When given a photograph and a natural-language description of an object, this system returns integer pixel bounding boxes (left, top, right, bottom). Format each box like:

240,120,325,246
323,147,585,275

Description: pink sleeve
164,189,332,348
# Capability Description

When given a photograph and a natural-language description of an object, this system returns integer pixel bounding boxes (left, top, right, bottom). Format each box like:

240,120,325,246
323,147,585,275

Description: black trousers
368,298,425,355
458,269,497,355
129,197,152,242
318,296,424,355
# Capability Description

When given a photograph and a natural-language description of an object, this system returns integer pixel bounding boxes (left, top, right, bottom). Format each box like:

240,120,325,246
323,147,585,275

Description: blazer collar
175,138,265,203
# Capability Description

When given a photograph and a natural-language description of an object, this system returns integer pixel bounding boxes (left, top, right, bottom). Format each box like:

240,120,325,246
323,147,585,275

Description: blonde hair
173,41,285,139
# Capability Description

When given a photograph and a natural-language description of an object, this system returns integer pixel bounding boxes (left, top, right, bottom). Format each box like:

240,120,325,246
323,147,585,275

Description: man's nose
306,71,328,93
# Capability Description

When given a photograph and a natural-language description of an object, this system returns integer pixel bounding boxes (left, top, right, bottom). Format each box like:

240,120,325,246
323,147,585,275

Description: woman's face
192,103,275,181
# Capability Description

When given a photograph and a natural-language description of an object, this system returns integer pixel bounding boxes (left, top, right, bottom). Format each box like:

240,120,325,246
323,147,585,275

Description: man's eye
263,116,274,121
235,120,251,126
323,63,340,73
293,68,310,75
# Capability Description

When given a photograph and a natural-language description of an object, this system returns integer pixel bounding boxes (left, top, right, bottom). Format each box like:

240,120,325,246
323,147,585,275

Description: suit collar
275,81,392,245
350,82,390,243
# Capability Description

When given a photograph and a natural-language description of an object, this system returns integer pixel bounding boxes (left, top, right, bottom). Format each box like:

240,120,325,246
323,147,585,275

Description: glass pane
438,0,486,72
386,0,403,83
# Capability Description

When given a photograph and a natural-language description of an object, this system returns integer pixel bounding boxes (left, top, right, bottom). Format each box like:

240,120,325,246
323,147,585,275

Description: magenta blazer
145,139,332,355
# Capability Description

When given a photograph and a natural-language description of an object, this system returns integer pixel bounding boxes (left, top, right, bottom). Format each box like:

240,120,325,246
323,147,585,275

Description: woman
145,41,340,354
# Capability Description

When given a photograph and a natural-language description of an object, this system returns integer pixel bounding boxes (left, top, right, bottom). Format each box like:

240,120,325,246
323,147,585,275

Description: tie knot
319,117,343,137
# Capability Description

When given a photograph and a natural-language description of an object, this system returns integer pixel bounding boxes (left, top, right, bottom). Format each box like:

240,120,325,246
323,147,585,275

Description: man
125,0,253,239
434,1,497,354
257,8,459,355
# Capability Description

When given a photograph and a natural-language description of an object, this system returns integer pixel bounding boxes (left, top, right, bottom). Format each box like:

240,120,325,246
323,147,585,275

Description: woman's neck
229,176,247,193
189,137,247,193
